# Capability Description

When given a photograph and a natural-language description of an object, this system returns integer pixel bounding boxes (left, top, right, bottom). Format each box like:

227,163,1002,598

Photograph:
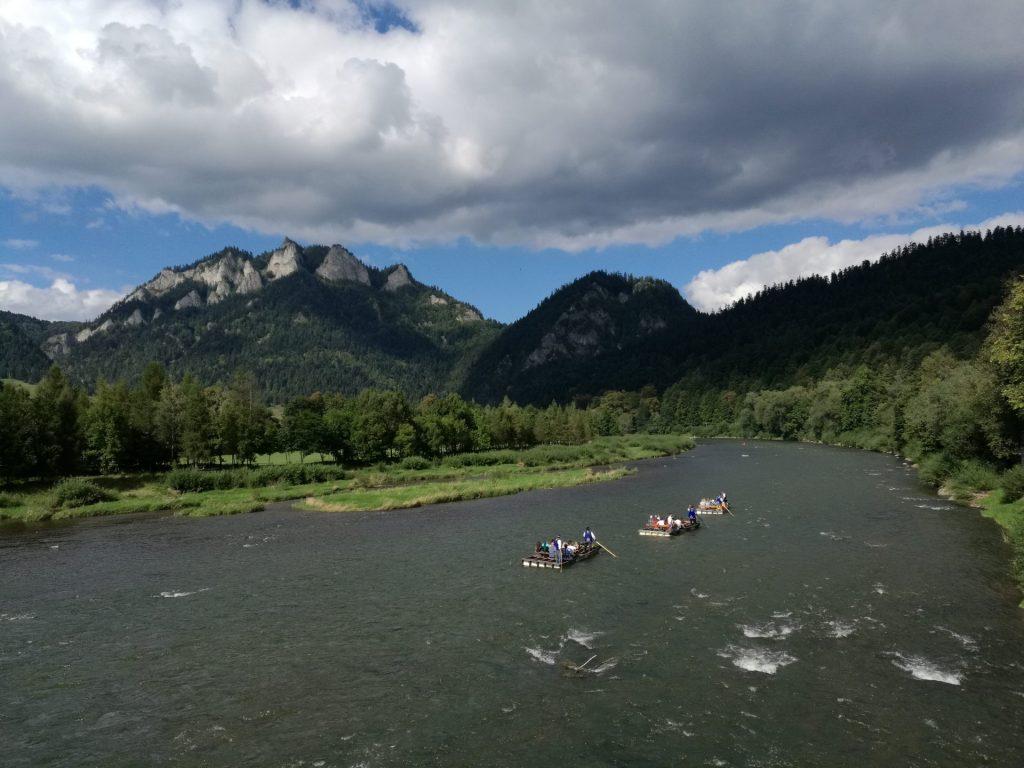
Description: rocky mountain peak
264,238,305,281
316,244,370,285
384,264,414,292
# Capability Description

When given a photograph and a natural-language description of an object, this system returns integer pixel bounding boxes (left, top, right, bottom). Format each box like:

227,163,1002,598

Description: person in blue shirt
583,527,595,546
687,505,698,523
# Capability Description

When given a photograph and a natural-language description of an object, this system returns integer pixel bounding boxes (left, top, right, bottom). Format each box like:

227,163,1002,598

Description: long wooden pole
596,540,619,558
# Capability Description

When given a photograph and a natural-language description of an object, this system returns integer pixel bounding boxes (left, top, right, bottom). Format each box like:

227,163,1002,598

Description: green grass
2,378,38,393
0,434,692,524
300,467,632,513
979,491,1024,606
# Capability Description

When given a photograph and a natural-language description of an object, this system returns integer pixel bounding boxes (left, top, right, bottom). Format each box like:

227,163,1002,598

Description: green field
0,434,694,524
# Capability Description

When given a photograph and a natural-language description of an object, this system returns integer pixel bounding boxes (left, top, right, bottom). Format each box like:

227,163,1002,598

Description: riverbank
696,428,1024,598
0,434,693,525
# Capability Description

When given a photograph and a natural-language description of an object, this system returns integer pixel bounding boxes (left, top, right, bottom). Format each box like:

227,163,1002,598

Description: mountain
460,272,698,404
38,240,499,401
462,226,1024,404
0,310,81,382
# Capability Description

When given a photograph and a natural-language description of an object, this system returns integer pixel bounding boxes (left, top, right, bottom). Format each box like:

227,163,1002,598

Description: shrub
399,456,433,470
1001,465,1024,504
0,492,20,508
51,478,116,508
168,464,347,492
948,460,1001,496
916,453,956,487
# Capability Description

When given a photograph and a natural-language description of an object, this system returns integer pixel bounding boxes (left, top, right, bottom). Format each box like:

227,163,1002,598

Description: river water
2,440,1024,767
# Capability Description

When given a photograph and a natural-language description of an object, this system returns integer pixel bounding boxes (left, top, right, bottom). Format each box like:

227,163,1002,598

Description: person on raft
687,505,698,524
583,527,595,546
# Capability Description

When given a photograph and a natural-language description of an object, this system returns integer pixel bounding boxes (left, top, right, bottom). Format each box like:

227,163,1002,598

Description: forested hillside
27,240,499,401
464,227,1024,404
460,272,697,404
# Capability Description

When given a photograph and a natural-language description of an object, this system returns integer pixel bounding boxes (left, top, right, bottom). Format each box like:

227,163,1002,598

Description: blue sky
2,2,1024,321
2,180,1022,323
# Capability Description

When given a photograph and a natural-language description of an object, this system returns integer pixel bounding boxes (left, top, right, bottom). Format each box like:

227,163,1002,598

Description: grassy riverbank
976,493,1024,604
0,434,693,524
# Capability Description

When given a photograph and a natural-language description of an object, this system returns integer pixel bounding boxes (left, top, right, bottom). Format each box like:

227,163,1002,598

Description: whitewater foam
826,620,856,638
525,646,559,665
739,620,800,640
564,628,602,650
157,588,209,599
935,626,979,652
718,645,797,674
890,653,962,685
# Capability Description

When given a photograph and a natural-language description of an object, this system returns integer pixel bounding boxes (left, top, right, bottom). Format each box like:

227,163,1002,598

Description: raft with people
522,529,602,570
639,519,700,537
697,492,731,515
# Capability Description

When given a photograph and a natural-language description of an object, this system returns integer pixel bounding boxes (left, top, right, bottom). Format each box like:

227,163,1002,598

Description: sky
1,1,1023,322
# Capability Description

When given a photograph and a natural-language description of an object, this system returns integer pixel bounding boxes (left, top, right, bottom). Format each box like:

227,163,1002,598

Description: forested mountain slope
460,272,698,404
36,240,499,401
463,227,1024,404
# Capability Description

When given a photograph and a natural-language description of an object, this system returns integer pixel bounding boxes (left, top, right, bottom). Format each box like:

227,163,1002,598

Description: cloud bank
0,277,124,321
685,212,1024,312
1,1,1023,249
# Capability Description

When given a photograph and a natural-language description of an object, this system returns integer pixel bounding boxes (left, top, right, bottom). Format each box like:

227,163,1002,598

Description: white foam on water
0,613,35,621
157,588,209,599
924,719,938,730
770,611,792,619
873,583,886,595
864,542,888,548
525,646,559,665
590,658,618,674
827,620,856,638
916,504,953,511
889,653,962,685
501,704,516,714
819,531,850,541
718,645,797,674
935,626,979,651
690,589,709,599
564,628,602,649
740,620,799,639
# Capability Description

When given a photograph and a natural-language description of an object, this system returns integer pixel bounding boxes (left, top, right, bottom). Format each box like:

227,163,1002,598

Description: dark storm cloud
1,0,1022,248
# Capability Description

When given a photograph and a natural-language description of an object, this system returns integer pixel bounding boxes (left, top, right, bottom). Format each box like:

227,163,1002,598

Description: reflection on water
1,440,1023,767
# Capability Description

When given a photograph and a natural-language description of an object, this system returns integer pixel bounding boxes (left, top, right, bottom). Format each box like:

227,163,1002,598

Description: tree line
657,272,1024,488
0,365,664,481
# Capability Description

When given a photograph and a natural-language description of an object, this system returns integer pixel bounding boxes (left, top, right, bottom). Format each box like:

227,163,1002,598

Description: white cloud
0,277,124,320
685,212,1024,312
50,253,74,262
1,2,1024,250
3,238,38,249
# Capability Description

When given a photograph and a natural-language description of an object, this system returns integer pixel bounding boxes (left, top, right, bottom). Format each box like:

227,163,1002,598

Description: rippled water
2,440,1024,767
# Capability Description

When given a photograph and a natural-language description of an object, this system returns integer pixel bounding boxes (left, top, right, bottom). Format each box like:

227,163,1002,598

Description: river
2,440,1023,767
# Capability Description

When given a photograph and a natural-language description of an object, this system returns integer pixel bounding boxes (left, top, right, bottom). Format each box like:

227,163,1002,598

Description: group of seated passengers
648,508,698,531
535,528,595,562
699,492,728,508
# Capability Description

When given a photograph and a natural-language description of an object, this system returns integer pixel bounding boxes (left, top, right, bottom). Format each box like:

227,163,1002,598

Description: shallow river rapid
2,440,1024,767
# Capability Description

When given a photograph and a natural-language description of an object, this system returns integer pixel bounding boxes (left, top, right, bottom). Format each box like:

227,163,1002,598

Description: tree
32,366,81,476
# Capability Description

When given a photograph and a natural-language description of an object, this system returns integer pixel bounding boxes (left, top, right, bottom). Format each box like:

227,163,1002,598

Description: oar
596,540,619,558
576,654,597,670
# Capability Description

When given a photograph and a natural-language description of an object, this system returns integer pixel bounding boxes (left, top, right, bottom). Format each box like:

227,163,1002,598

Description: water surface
2,441,1023,767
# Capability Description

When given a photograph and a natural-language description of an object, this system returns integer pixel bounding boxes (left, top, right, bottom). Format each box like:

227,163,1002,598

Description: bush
0,493,20,508
949,460,1001,494
399,456,433,470
166,468,218,493
168,464,347,492
1001,465,1024,504
51,478,116,508
917,453,956,486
